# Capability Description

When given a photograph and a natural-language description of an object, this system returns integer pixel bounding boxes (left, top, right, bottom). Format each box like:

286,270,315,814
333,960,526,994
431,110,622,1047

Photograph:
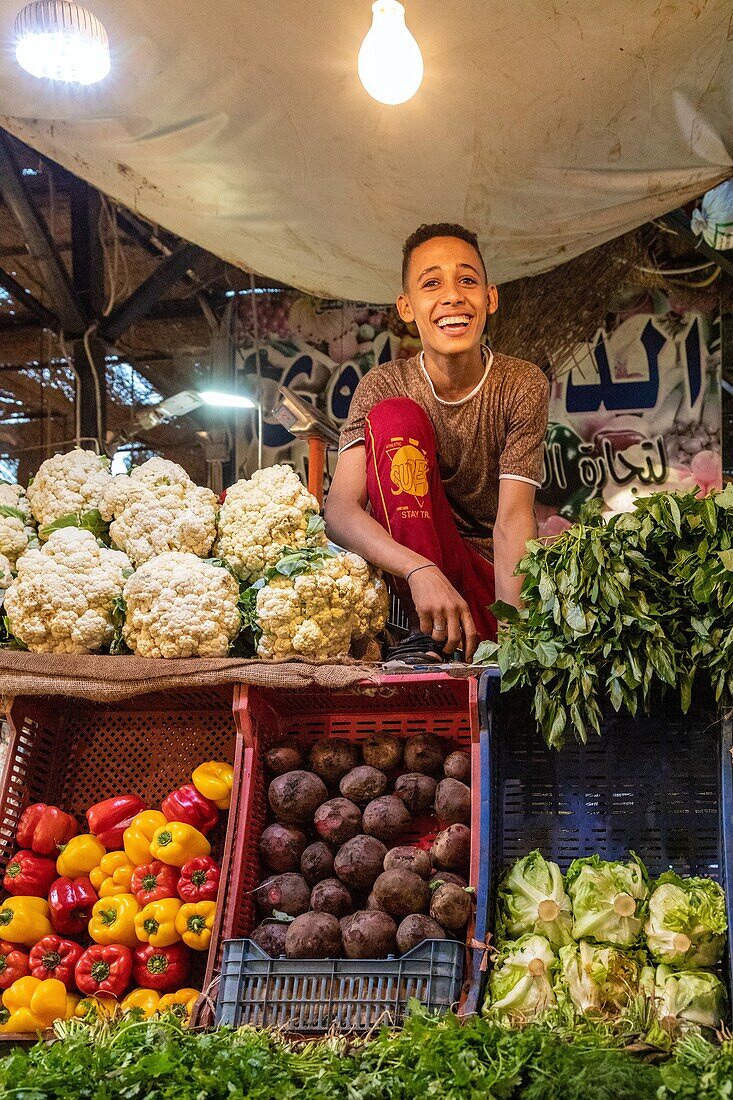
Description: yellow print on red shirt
387,436,429,500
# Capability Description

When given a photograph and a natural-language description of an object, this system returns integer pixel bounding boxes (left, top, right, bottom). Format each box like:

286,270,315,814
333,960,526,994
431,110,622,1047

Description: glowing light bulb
358,0,424,106
15,2,110,85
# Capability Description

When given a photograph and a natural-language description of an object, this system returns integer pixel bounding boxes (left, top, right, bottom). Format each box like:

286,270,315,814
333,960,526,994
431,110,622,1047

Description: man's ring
434,622,447,633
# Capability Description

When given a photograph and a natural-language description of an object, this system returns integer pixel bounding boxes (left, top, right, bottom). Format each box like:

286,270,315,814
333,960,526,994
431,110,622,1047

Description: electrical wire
249,268,264,471
635,260,717,275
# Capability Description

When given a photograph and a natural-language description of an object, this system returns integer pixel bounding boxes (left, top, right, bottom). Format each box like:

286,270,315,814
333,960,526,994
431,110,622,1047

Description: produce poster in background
235,294,722,523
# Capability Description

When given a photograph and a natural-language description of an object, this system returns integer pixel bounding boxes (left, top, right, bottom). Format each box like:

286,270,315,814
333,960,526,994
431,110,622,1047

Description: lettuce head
566,853,648,946
497,850,573,948
644,872,726,969
557,940,644,1015
650,964,727,1031
483,934,557,1022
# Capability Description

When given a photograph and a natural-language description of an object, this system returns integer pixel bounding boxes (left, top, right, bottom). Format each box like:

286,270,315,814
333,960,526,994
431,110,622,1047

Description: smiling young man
325,223,549,661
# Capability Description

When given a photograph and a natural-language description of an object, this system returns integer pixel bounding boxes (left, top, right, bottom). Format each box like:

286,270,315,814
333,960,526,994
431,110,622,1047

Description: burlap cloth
0,652,477,704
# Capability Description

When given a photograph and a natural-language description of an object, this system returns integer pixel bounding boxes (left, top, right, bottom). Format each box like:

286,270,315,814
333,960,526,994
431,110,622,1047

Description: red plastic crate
201,673,482,1029
0,686,244,1033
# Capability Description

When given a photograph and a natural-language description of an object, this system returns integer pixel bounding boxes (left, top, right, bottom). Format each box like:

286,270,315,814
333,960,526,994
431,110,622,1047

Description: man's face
397,236,498,358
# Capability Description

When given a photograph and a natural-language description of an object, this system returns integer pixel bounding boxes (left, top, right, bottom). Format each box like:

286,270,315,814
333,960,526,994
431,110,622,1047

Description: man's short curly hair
402,222,487,287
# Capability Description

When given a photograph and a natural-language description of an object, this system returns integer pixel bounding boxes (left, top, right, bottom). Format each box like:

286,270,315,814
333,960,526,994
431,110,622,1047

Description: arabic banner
235,294,722,528
535,309,722,537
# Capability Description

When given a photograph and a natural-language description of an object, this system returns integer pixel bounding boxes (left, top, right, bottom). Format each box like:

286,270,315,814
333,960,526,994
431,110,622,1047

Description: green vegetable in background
474,486,733,747
497,849,573,948
645,965,727,1032
566,854,648,946
557,941,644,1016
644,873,727,969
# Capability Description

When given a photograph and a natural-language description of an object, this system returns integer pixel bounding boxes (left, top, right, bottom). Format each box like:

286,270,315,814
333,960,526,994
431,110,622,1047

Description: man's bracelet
405,564,438,583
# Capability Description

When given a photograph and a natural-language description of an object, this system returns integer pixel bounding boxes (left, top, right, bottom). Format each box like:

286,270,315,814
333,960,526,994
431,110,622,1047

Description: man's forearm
493,512,537,607
325,501,431,580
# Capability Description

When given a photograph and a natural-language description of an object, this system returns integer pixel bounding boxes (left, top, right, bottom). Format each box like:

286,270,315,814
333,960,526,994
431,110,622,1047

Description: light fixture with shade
198,389,257,410
358,0,424,105
15,1,111,85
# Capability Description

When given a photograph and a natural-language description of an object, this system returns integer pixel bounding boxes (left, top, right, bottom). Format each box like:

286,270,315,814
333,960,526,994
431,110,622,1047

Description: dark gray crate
215,938,463,1032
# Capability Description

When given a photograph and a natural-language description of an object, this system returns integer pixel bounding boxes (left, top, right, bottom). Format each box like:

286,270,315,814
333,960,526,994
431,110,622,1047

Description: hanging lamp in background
15,1,111,85
358,0,424,105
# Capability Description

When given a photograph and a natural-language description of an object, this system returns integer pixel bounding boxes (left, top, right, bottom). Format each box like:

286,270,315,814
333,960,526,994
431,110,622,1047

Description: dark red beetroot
431,824,471,871
251,921,289,957
396,914,446,953
308,739,360,785
362,796,410,844
310,877,353,918
285,912,342,959
434,778,471,827
258,823,308,873
314,798,362,845
339,766,388,805
301,841,335,886
373,869,429,919
403,733,445,776
341,910,397,959
383,846,431,880
254,873,311,918
361,733,403,771
265,740,305,775
428,870,467,889
394,773,437,815
268,770,328,824
443,751,471,783
430,882,473,930
334,834,387,890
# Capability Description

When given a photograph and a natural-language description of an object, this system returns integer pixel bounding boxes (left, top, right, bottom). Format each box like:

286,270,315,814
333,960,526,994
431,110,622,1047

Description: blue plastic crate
477,668,733,997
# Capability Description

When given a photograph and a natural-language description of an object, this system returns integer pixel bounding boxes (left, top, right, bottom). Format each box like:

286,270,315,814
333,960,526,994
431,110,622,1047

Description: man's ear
396,292,414,323
486,284,499,317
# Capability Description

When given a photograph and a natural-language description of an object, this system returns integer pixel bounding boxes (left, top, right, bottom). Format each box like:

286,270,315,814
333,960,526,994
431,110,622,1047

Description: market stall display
0,686,241,1036
0,452,388,662
208,674,486,1032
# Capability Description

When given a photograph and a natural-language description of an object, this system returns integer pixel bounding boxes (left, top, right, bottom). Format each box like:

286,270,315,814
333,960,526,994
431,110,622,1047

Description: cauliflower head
122,552,241,658
100,458,218,566
4,527,131,654
0,482,36,565
27,449,112,532
255,550,389,661
0,552,13,589
215,464,325,581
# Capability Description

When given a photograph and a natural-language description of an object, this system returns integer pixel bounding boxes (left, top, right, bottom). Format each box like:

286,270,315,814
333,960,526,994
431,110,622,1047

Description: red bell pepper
2,850,58,897
161,785,218,836
75,943,132,997
130,860,179,906
29,935,83,990
0,939,30,989
86,796,147,850
16,804,78,856
132,942,191,992
177,856,221,903
48,876,99,936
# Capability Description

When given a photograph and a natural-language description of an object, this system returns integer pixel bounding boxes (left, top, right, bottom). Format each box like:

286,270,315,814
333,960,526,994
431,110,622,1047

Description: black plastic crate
215,938,463,1032
477,668,733,996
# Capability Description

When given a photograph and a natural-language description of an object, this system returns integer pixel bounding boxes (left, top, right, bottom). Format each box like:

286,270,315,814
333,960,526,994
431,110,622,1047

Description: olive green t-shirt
338,351,550,559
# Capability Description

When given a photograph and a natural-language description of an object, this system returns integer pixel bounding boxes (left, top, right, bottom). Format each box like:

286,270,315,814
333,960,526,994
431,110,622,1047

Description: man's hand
408,566,480,660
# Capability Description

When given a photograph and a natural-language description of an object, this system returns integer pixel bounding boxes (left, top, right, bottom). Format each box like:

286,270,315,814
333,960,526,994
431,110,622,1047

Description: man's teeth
436,316,471,328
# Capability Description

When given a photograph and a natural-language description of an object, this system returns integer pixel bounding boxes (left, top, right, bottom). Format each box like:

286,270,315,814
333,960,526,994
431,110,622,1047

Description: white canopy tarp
0,0,731,301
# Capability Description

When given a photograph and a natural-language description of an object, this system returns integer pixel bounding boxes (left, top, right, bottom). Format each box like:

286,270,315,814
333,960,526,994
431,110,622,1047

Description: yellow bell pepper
0,896,53,947
56,834,106,878
192,761,234,810
2,975,68,1031
175,901,216,950
150,822,211,868
65,992,80,1018
134,898,183,947
89,893,140,948
123,811,167,865
90,851,135,897
158,987,199,1020
121,987,161,1018
75,995,118,1019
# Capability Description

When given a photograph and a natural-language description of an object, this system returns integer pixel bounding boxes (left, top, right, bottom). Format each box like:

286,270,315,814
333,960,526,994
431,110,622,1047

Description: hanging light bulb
358,0,424,105
15,1,111,85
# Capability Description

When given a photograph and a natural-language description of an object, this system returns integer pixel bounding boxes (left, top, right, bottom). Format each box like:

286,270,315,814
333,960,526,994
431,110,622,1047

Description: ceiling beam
0,130,87,333
0,266,61,331
101,242,205,341
659,209,733,280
